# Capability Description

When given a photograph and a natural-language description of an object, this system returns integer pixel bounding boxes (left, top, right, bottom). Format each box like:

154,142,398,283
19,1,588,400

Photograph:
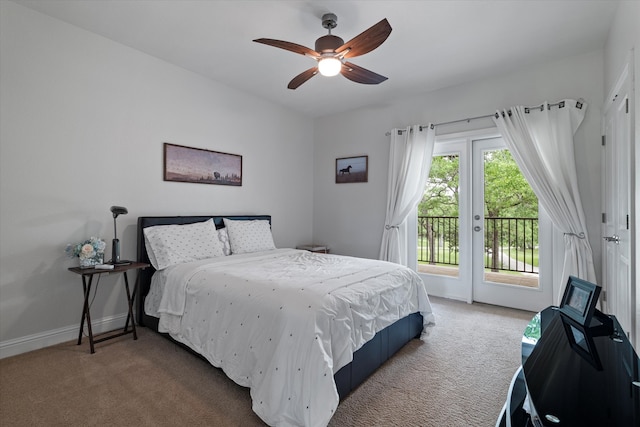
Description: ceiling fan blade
341,62,388,85
288,67,319,89
253,38,320,58
335,18,392,59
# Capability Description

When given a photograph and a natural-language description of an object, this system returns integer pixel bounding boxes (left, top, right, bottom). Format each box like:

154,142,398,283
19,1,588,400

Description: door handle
603,235,620,244
474,226,482,232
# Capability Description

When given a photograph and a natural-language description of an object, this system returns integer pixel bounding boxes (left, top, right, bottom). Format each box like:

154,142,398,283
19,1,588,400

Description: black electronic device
109,205,129,265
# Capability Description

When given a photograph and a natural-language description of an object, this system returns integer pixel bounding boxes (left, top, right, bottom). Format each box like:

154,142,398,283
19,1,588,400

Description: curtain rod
386,98,584,136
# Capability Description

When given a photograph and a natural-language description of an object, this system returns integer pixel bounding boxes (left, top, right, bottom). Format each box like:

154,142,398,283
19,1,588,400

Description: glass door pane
481,148,539,288
418,154,460,278
472,137,552,312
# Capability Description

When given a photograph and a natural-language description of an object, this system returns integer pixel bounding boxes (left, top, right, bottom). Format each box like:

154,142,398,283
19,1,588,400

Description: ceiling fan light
318,57,342,77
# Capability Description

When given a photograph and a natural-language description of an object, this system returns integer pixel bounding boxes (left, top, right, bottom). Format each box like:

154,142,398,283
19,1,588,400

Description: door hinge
626,98,629,114
602,212,606,223
601,135,606,146
601,290,606,302
628,214,630,230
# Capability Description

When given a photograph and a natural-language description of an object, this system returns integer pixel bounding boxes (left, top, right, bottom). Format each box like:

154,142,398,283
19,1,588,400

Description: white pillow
223,218,276,254
143,219,225,270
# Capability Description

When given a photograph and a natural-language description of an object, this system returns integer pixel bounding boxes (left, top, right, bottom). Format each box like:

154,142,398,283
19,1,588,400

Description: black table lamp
110,206,129,264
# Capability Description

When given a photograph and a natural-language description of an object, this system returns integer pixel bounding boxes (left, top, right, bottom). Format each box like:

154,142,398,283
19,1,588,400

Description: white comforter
147,248,434,427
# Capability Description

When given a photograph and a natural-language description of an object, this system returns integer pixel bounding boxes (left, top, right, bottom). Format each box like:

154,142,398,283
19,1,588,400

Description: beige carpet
0,297,533,426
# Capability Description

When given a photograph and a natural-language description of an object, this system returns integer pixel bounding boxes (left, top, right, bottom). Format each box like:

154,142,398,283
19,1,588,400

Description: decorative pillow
143,219,224,270
223,218,276,254
216,227,232,256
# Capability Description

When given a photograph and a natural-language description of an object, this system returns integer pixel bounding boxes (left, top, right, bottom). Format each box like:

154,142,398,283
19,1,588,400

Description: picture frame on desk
559,275,601,327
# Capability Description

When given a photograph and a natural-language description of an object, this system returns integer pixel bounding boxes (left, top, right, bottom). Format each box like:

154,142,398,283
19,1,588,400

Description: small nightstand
296,245,330,254
68,262,149,353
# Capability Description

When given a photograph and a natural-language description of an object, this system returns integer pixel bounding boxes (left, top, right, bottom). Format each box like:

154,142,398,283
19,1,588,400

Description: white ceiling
13,0,619,118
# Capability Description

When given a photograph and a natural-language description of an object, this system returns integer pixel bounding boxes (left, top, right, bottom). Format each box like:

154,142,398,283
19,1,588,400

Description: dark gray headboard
136,215,271,327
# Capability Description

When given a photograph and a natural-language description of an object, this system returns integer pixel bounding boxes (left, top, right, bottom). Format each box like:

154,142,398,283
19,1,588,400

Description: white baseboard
0,312,129,359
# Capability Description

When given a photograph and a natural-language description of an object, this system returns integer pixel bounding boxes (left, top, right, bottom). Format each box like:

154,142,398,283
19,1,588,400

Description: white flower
66,237,105,259
80,244,95,259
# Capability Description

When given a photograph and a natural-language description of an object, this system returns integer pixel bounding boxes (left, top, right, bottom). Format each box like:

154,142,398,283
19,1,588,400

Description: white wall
604,1,640,93
0,2,314,356
313,50,604,282
603,0,640,347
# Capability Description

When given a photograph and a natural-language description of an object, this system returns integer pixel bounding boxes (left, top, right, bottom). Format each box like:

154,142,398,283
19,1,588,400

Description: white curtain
493,100,596,304
379,125,436,265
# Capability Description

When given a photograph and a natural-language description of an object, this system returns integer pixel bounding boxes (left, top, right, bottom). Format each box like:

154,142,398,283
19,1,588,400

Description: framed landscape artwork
164,143,242,186
336,155,368,184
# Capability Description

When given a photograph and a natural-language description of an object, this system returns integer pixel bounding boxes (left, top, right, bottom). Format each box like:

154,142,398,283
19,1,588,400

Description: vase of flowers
66,237,106,268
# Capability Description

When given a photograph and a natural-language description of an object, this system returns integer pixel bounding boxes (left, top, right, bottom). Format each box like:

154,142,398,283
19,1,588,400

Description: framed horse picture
336,155,368,184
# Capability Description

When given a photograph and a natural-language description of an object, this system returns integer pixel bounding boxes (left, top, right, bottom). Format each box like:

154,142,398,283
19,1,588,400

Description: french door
416,129,552,312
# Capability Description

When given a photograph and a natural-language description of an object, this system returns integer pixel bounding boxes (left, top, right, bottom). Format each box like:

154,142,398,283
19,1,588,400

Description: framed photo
164,143,242,186
559,276,601,327
336,155,368,184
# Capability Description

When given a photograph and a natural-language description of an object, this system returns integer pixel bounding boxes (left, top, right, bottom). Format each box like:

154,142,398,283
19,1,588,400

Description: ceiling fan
253,13,392,89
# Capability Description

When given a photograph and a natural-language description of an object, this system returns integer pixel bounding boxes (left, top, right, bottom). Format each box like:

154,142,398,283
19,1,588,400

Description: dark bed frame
136,215,423,399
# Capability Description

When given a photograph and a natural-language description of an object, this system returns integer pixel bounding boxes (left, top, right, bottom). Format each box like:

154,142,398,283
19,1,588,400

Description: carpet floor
0,296,533,426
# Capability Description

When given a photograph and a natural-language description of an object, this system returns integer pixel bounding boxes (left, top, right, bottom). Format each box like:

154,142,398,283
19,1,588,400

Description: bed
136,215,434,427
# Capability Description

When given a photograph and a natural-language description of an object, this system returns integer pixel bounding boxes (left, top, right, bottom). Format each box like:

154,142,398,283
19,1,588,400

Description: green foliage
510,248,539,267
418,148,540,270
419,155,460,217
483,150,537,218
418,149,537,219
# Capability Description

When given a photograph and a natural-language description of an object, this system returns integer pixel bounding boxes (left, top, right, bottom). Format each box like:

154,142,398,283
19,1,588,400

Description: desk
68,262,149,353
497,307,640,426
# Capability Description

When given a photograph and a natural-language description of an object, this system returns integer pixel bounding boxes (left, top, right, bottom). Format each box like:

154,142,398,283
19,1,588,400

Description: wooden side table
68,262,149,353
296,245,330,254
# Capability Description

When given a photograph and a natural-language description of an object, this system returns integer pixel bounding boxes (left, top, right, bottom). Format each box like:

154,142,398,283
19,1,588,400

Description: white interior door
602,62,633,341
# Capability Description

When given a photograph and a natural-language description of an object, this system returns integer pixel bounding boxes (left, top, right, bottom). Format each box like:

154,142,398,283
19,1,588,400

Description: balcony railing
418,216,538,274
